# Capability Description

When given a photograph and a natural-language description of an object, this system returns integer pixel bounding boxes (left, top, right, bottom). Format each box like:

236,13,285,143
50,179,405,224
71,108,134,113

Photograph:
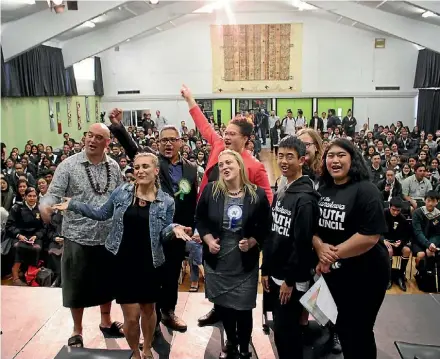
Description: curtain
1,45,77,97
417,89,440,134
93,56,104,96
65,66,78,96
414,49,440,88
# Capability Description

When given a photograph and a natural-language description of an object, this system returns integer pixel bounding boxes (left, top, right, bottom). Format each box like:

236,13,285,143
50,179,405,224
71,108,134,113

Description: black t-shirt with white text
316,180,388,269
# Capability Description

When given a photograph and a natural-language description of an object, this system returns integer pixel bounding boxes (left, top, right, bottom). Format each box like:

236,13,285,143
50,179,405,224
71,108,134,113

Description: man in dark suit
396,128,413,154
108,112,198,333
341,109,357,137
309,112,323,132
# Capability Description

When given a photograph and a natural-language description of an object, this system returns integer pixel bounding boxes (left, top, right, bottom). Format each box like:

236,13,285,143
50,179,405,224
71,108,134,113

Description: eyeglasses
302,141,314,148
159,138,180,144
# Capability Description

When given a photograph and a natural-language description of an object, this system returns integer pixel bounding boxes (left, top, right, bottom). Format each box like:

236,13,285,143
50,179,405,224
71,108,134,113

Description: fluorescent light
84,21,96,28
150,0,159,4
52,0,63,5
422,10,437,18
126,39,130,42
292,0,316,11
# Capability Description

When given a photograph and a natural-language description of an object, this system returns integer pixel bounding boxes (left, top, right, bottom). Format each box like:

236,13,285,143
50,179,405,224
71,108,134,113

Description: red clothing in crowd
189,106,273,204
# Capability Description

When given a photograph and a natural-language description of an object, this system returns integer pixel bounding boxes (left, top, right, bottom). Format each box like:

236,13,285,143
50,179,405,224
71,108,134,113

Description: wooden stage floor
3,286,440,359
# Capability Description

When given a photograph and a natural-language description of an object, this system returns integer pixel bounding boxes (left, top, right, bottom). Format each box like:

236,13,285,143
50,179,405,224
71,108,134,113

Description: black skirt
114,200,161,305
62,239,115,308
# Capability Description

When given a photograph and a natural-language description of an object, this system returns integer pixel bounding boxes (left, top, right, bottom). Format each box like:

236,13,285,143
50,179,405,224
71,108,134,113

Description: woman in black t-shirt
313,139,389,359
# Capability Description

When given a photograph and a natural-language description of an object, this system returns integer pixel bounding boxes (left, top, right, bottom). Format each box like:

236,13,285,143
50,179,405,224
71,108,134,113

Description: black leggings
216,305,253,353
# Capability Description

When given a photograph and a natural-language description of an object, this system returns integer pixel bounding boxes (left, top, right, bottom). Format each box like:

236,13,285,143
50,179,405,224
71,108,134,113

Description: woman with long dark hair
196,149,270,359
53,152,192,359
313,139,389,359
269,119,284,155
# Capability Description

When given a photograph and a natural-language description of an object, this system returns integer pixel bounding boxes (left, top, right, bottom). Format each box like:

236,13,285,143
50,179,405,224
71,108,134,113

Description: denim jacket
68,183,176,268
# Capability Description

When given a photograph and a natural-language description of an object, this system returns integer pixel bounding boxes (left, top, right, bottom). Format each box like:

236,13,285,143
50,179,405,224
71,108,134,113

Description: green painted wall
1,96,101,151
213,99,232,124
317,98,353,119
276,98,313,123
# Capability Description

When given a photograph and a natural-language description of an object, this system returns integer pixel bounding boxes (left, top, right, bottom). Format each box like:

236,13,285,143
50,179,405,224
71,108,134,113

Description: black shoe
331,332,342,354
387,280,392,290
219,341,238,359
397,276,407,292
239,353,252,359
301,324,314,346
198,308,220,327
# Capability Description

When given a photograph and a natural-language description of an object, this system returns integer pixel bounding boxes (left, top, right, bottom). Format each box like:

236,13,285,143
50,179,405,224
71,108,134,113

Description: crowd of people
1,87,440,359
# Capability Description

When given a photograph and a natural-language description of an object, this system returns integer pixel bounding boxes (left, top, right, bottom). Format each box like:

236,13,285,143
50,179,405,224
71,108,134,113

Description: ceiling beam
62,1,203,68
405,1,440,15
1,1,129,61
306,1,440,53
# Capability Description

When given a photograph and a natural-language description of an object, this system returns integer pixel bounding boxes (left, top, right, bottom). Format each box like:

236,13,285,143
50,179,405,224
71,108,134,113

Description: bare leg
140,303,156,358
100,302,113,328
70,307,85,343
11,262,21,281
121,304,142,359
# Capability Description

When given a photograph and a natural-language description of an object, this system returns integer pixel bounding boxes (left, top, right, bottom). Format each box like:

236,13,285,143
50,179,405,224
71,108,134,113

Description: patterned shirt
40,151,123,246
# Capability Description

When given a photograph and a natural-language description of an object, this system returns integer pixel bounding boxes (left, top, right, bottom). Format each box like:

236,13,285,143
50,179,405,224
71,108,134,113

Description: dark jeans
216,305,253,353
156,244,185,320
324,251,389,359
270,279,303,359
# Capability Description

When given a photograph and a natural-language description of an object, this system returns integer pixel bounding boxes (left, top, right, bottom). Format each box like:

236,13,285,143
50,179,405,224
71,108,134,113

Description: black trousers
216,305,253,353
270,279,303,359
156,243,185,320
325,251,389,359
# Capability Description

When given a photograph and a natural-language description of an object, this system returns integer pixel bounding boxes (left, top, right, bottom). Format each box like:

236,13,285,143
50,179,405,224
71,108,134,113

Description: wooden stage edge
2,287,440,359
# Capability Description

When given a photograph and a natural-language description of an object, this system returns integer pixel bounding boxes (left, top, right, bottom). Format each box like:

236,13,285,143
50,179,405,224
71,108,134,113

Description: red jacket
189,106,273,204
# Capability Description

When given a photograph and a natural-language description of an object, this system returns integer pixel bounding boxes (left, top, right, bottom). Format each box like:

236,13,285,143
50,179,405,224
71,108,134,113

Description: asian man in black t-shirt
261,136,320,359
383,197,412,291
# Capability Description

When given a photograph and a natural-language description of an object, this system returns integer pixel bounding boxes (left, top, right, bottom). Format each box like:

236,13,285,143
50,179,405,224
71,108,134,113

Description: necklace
227,188,243,196
85,162,111,195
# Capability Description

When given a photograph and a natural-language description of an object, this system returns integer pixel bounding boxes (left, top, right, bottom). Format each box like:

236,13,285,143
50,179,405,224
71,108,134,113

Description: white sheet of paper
316,277,338,325
299,276,338,326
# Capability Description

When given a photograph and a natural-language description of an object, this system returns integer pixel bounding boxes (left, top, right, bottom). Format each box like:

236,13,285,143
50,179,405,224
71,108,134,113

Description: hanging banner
76,101,82,130
66,97,72,127
85,96,90,122
56,102,61,134
95,99,100,122
48,97,56,132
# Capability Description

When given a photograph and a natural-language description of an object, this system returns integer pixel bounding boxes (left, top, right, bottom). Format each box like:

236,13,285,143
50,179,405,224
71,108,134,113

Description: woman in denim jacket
54,152,191,359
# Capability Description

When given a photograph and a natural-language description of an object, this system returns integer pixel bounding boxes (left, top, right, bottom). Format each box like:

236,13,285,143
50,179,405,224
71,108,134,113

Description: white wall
99,11,419,128
354,96,417,129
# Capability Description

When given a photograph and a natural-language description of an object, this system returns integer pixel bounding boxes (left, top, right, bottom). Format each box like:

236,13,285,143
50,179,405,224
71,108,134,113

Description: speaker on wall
217,109,222,127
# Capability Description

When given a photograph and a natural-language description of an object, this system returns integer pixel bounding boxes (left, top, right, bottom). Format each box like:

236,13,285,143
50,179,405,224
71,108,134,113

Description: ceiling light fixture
84,21,96,28
126,39,130,42
149,0,159,5
422,10,438,18
52,0,63,5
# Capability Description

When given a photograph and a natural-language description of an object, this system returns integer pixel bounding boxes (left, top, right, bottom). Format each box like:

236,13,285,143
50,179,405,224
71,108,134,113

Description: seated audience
1,175,15,211
412,190,440,271
370,152,385,185
377,169,403,201
6,187,46,286
382,198,412,291
47,210,64,287
402,163,432,210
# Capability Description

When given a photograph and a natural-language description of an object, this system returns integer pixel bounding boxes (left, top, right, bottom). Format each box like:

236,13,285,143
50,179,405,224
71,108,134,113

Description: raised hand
108,108,123,126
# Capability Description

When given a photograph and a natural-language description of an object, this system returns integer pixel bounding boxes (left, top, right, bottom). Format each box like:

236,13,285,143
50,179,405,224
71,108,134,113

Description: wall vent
117,90,140,95
114,46,120,52
375,86,400,91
